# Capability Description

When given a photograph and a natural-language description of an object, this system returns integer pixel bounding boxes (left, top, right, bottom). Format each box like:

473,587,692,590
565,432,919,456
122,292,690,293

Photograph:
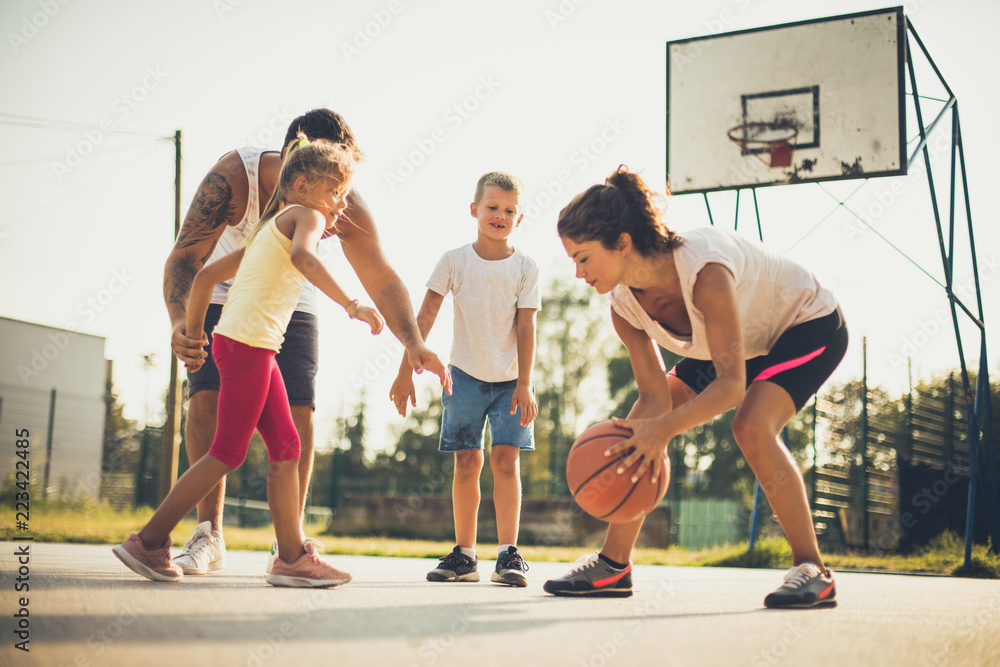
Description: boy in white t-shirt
390,171,541,587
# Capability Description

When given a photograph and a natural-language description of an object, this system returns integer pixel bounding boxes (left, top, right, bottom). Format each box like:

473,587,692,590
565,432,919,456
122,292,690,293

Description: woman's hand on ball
607,416,672,484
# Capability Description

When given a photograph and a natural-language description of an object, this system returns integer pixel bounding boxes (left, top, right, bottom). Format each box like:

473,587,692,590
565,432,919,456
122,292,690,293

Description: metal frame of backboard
666,7,907,195
665,8,997,569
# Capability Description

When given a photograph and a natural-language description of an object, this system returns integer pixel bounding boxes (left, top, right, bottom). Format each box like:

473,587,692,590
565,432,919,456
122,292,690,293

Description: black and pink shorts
670,306,847,412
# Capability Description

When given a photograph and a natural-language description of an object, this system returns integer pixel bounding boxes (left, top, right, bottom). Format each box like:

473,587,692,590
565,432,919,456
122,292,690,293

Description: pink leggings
208,334,301,468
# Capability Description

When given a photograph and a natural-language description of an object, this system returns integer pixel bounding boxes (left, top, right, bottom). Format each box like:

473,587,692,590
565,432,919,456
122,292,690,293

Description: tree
337,394,369,479
372,389,447,496
103,376,139,474
532,276,617,496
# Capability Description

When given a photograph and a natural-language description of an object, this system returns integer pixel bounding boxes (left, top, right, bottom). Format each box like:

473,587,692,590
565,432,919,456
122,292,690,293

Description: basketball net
727,123,799,168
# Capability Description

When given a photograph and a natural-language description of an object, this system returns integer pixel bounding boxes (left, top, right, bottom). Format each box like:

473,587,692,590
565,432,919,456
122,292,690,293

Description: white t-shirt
610,227,837,360
427,244,541,383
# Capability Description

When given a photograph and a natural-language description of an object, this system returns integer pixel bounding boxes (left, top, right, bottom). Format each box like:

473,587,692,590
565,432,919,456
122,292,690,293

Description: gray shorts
187,303,319,409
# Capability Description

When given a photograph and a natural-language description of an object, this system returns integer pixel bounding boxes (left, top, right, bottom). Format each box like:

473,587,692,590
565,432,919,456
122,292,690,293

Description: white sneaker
266,537,325,574
173,521,225,575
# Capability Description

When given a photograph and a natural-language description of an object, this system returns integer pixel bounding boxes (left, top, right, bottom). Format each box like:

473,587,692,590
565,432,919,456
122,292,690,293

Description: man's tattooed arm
173,172,235,252
163,168,237,324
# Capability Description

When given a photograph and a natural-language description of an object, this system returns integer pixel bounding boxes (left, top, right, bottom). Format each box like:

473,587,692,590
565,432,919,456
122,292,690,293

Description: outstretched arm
389,289,445,416
337,189,450,390
163,151,246,366
288,207,384,334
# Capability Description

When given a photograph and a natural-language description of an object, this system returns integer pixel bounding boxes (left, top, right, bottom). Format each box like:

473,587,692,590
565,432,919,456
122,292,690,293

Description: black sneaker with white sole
491,546,529,587
427,546,480,582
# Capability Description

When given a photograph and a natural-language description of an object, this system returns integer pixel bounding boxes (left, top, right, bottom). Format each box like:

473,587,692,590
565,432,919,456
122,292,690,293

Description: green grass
6,500,997,578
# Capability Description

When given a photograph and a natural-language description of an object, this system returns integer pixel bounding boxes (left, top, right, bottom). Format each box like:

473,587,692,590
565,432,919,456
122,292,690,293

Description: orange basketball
566,420,669,523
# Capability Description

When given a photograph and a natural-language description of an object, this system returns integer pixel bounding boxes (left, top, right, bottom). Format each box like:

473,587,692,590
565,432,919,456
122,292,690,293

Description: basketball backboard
666,7,906,195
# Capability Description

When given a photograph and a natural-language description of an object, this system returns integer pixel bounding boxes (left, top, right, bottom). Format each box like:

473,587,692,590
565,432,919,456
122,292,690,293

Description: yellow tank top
213,205,309,352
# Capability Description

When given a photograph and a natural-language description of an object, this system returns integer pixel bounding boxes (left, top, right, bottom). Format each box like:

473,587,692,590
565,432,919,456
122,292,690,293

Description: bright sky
2,0,998,453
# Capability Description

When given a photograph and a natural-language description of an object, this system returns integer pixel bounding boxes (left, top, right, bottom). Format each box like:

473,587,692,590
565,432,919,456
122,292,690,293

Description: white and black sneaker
543,553,633,598
764,560,837,609
427,546,480,582
491,546,529,587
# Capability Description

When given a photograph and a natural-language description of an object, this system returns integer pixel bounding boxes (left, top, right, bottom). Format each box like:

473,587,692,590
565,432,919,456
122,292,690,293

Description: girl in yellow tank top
113,136,383,588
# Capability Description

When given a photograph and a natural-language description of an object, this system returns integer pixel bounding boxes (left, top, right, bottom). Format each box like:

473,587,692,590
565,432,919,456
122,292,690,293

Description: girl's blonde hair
244,134,355,246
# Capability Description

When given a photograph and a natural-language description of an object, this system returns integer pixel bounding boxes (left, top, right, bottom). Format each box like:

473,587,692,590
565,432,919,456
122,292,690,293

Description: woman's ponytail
557,166,680,254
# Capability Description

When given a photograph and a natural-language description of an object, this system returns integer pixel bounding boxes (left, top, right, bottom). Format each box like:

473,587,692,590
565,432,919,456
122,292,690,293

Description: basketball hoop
727,122,799,168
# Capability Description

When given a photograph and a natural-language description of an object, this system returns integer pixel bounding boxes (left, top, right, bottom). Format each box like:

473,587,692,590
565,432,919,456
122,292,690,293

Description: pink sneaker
266,541,352,588
112,533,183,582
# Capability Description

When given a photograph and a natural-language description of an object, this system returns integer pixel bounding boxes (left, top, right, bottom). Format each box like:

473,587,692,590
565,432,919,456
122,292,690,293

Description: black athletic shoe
427,546,480,582
491,546,529,587
764,560,837,608
543,553,633,598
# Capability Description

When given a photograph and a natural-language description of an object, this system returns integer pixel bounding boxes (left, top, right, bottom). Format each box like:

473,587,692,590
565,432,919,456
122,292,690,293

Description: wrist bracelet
346,299,359,319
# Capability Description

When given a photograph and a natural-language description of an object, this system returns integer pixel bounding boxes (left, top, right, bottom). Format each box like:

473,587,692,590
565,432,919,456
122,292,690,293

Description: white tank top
207,147,317,315
610,227,837,360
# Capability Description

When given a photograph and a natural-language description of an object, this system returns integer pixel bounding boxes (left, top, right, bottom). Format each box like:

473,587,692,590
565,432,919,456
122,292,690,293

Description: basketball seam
569,454,628,497
572,431,630,449
598,470,641,521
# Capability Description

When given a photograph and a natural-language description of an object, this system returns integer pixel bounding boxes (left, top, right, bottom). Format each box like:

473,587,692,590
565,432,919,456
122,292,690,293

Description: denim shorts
439,365,534,452
187,303,319,409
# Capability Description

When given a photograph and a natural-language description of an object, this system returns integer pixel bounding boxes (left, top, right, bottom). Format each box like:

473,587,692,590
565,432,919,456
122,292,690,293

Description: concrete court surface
2,541,999,667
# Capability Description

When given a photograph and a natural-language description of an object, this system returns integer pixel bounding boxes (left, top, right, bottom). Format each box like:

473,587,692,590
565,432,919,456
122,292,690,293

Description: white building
0,316,108,500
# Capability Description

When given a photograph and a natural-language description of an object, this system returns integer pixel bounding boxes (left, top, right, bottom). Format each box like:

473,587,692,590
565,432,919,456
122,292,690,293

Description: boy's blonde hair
244,135,355,246
474,171,524,204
